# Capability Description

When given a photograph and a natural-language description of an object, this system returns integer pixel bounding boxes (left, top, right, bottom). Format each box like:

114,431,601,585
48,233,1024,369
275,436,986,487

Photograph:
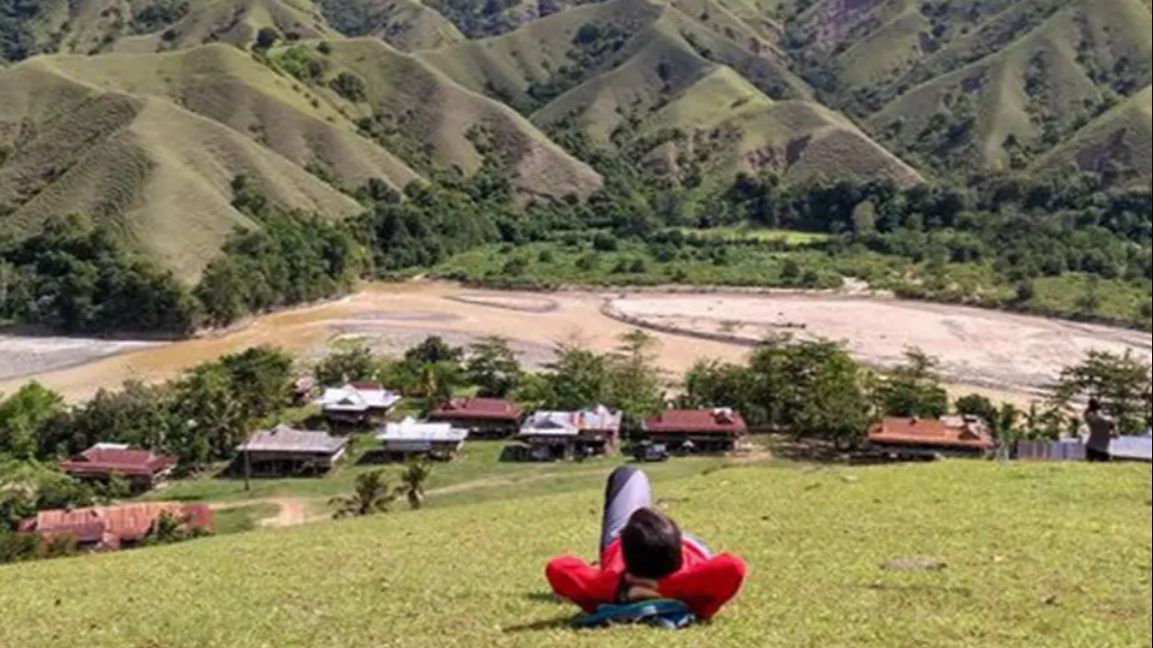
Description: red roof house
868,416,995,455
428,398,524,438
17,502,213,551
642,409,747,452
60,444,174,489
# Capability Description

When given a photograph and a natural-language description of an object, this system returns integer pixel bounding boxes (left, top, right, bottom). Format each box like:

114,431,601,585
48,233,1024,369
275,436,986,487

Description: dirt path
210,497,324,528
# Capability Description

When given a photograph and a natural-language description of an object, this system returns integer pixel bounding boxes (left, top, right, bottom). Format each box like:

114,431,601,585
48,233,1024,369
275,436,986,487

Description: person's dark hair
1087,397,1102,413
620,507,683,579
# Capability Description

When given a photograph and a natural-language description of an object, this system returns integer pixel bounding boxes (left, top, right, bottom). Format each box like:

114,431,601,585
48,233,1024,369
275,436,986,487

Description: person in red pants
545,466,747,621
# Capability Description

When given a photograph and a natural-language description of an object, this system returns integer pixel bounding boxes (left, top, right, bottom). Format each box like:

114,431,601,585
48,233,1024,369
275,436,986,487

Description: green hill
0,460,1148,647
316,0,466,51
0,39,601,279
6,0,337,57
780,0,1153,178
1032,84,1153,184
302,37,603,196
420,0,920,187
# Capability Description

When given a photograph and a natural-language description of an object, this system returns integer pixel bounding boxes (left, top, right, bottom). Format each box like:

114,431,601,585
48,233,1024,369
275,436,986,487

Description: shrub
592,232,618,252
330,72,367,102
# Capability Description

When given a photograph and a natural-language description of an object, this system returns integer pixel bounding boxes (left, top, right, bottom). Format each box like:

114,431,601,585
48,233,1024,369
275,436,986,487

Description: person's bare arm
621,574,663,601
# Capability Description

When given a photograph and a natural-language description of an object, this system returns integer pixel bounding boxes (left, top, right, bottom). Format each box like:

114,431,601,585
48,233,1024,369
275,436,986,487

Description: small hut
235,425,349,476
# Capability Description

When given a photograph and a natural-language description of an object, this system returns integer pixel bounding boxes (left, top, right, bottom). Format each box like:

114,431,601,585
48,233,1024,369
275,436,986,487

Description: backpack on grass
573,599,696,630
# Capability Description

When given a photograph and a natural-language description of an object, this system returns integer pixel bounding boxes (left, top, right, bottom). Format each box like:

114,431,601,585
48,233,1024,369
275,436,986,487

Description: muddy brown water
2,282,1146,406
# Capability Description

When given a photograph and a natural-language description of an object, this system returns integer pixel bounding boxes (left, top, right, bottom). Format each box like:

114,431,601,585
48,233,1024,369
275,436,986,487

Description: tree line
3,163,1150,335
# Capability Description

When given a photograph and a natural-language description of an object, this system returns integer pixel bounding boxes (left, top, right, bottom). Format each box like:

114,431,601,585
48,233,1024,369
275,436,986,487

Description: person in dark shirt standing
1083,398,1117,462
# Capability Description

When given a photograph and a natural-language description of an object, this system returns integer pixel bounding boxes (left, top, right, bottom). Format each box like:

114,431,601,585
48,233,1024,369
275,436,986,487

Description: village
8,330,1150,557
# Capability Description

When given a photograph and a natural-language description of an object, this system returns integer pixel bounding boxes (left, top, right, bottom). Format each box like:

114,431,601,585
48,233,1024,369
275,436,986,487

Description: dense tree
54,381,173,458
465,336,523,397
404,336,464,367
315,340,381,386
219,346,295,420
168,364,248,470
0,216,199,333
874,348,949,418
606,330,665,425
0,383,65,459
1050,350,1152,437
526,342,612,411
683,336,873,443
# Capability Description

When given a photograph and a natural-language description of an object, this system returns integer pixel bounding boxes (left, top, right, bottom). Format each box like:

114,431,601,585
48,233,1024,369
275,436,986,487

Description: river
1,281,1148,404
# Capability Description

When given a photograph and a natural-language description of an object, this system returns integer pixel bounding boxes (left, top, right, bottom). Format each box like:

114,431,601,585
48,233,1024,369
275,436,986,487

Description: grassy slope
422,0,921,187
21,0,337,56
1,460,1148,647
313,38,602,197
1032,84,1153,183
317,0,467,50
872,0,1151,172
784,0,1152,178
0,54,371,281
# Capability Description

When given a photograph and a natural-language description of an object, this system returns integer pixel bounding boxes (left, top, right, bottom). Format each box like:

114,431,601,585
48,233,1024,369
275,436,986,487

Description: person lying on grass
546,467,747,621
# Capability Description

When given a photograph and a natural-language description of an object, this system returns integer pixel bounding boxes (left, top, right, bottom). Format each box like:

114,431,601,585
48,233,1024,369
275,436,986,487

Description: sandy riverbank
1,282,1147,404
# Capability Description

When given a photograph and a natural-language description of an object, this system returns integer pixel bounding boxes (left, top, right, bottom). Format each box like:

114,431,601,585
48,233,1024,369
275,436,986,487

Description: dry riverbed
1,282,1147,404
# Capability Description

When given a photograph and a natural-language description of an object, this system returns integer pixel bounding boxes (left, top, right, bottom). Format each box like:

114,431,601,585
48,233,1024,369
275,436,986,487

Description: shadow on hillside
766,436,898,466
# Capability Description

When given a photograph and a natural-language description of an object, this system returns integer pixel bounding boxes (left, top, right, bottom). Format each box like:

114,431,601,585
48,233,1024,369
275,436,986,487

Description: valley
3,281,1148,405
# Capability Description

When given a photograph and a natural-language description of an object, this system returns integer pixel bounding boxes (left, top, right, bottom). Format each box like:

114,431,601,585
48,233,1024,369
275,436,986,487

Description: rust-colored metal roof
19,502,213,548
429,397,523,422
59,446,174,478
868,417,994,450
643,409,748,434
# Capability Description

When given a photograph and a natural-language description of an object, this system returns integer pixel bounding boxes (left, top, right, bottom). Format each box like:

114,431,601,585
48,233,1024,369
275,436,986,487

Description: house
314,382,401,426
867,416,995,457
377,417,468,461
235,425,349,476
427,397,523,439
17,502,213,552
641,408,747,453
512,406,623,461
59,443,175,491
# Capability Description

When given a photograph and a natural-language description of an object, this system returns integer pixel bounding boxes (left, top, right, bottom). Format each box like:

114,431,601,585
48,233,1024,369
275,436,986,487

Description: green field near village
1,453,1149,648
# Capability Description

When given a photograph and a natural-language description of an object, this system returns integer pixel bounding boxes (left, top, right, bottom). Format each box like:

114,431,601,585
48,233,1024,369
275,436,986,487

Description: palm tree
329,470,396,519
398,459,432,510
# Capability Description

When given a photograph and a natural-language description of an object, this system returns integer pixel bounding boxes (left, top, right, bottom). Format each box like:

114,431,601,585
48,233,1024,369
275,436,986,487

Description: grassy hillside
779,0,1153,179
420,0,920,188
293,37,602,196
0,36,602,279
1032,85,1153,184
317,0,466,50
5,0,336,57
1,460,1148,647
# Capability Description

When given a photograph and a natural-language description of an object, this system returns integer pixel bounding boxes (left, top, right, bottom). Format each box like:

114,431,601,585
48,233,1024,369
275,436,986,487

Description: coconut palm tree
398,459,432,510
330,470,396,519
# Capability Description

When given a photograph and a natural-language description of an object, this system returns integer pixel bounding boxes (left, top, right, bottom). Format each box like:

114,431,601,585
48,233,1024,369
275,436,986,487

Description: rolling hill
0,460,1148,647
1032,84,1153,184
2,0,1150,285
0,38,600,279
420,0,921,187
316,0,466,51
781,0,1153,177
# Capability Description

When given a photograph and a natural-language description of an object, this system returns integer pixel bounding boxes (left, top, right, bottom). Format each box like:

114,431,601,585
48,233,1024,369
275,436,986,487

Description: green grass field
146,440,728,519
1,459,1149,647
